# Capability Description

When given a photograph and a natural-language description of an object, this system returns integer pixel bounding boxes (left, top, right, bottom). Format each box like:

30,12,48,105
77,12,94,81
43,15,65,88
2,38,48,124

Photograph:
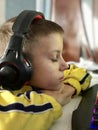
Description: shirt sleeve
0,88,62,130
63,64,92,96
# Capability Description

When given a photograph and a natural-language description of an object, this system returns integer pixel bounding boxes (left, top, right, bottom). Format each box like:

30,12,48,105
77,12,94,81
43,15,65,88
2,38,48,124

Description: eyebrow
51,50,61,53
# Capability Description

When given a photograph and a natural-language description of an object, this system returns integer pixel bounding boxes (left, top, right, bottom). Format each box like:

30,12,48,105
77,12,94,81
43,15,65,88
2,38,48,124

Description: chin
53,85,61,91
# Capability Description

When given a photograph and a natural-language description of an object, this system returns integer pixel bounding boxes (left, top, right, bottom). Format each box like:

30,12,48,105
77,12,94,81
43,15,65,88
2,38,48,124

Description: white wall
0,0,51,26
81,0,98,50
0,0,6,25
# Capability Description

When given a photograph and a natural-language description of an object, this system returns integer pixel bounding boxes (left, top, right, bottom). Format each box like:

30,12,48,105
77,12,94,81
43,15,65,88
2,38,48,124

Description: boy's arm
63,64,92,96
43,83,75,106
43,64,92,106
0,89,62,130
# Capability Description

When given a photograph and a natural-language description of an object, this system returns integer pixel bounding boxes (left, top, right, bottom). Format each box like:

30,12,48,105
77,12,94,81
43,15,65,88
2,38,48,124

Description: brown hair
0,16,64,57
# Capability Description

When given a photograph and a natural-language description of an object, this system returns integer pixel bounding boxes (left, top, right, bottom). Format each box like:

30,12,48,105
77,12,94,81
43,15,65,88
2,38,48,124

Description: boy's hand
42,83,75,106
63,64,92,96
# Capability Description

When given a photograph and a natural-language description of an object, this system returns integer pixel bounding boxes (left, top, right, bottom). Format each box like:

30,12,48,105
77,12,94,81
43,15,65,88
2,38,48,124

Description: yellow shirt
0,88,62,130
64,64,92,95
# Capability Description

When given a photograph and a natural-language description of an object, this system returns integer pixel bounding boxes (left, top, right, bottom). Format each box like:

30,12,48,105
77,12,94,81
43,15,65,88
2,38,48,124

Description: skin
28,33,75,106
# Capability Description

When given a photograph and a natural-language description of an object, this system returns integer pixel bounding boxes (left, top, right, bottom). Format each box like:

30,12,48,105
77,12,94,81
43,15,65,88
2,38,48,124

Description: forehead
34,33,63,52
25,33,64,58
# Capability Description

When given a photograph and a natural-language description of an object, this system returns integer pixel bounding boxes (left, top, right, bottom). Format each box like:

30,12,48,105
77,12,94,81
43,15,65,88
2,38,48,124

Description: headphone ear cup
23,58,32,85
23,53,33,79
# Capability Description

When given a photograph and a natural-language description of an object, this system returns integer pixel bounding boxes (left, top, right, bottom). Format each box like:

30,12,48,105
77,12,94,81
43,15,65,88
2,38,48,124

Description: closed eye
51,58,58,62
51,53,60,62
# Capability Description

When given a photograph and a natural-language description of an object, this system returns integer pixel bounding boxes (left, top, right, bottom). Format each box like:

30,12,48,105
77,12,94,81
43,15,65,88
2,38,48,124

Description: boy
0,11,91,130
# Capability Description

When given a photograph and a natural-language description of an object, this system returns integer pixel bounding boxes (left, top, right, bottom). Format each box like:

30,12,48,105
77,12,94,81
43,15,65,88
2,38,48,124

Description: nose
59,56,68,71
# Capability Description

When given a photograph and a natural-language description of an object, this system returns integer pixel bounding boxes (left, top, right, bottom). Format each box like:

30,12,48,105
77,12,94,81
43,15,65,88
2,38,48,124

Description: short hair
0,16,64,57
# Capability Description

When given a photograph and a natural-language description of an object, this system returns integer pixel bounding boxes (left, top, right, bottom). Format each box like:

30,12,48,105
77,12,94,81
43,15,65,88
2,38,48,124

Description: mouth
59,76,65,81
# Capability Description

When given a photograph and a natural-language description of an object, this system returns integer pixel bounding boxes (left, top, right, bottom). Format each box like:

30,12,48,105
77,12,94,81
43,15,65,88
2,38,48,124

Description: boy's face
30,33,68,90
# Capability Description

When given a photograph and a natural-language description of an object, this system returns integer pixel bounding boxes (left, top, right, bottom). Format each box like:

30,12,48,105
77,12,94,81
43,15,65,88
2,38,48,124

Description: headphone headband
13,10,45,34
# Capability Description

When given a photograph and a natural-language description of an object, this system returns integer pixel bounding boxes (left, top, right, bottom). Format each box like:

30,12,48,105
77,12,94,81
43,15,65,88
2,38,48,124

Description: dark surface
72,84,98,130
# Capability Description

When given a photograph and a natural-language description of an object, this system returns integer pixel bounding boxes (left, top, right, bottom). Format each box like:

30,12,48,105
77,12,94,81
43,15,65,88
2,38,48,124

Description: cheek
31,63,60,90
34,65,57,80
33,59,58,77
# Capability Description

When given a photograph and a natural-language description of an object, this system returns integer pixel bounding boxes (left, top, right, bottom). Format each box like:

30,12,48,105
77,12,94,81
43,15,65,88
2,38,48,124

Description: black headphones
0,10,45,90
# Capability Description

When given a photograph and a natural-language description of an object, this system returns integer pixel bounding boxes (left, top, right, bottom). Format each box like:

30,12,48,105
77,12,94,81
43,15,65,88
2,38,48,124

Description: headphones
0,10,45,90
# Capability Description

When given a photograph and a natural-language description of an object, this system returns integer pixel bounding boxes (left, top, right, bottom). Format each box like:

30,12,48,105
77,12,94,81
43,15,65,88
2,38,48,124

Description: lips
59,76,65,81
